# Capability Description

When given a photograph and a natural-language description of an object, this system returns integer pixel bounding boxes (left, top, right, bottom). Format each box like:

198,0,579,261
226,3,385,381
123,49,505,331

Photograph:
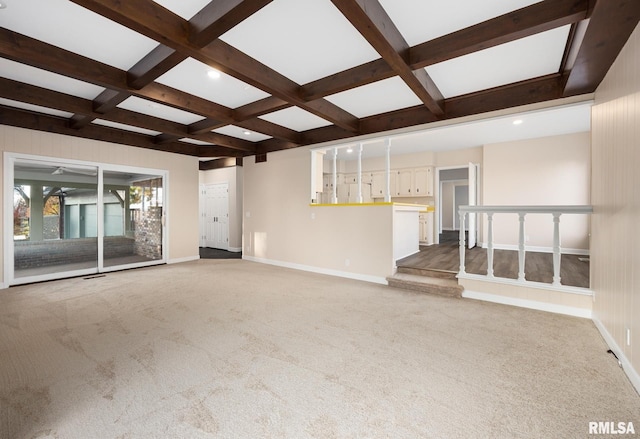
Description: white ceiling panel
0,58,104,100
0,0,158,70
426,26,571,98
0,97,73,119
118,96,204,125
220,0,380,84
325,77,422,118
213,125,271,142
156,58,270,109
379,0,544,46
92,119,162,136
259,107,332,132
151,0,211,20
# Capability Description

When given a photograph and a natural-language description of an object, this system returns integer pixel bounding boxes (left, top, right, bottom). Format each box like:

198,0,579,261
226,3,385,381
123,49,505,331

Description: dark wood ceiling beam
330,0,444,116
0,76,255,153
0,105,201,156
199,157,243,170
198,147,247,158
233,96,290,120
71,0,361,133
189,118,225,135
300,59,394,101
69,89,130,129
188,0,274,48
236,118,301,143
127,44,186,90
563,0,640,96
410,0,591,70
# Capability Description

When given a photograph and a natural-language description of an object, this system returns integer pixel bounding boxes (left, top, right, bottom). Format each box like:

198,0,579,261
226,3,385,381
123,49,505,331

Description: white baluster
552,213,562,286
518,212,526,282
459,212,466,274
486,212,494,278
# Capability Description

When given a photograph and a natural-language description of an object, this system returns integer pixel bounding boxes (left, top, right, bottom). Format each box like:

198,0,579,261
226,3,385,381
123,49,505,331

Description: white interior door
204,183,229,250
468,162,478,249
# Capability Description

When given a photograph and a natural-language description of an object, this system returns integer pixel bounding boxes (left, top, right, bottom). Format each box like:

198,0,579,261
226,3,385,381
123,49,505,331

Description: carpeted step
387,272,464,298
396,266,458,280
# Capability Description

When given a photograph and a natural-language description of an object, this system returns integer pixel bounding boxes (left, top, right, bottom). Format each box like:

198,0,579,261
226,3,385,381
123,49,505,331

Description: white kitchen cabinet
337,183,372,203
371,171,396,198
419,211,434,245
344,173,373,184
396,169,413,196
414,167,434,196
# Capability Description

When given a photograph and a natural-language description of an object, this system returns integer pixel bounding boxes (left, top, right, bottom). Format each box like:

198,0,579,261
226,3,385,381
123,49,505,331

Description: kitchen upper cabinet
396,169,413,196
414,167,433,196
371,171,396,198
344,173,373,184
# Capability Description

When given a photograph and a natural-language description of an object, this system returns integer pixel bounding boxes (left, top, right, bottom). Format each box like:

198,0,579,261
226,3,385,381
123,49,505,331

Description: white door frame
4,152,168,287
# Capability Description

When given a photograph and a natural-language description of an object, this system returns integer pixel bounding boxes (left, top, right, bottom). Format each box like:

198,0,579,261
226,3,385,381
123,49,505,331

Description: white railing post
384,138,391,202
459,212,466,274
517,212,526,281
331,147,338,204
552,213,562,286
356,143,363,203
486,212,494,278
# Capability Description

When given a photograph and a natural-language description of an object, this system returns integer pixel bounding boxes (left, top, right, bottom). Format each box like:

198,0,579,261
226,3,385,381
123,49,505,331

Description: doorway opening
435,163,479,247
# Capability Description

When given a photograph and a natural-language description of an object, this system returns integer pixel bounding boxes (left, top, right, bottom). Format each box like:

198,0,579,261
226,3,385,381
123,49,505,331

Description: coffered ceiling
0,0,638,160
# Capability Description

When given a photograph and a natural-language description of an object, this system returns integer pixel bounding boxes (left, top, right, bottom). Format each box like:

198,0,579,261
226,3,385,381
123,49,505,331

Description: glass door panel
103,170,164,268
13,161,99,279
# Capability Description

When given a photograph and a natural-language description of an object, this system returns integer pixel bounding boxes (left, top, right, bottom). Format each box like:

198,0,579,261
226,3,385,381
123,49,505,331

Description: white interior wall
0,125,200,286
591,22,640,393
482,132,591,252
243,147,394,282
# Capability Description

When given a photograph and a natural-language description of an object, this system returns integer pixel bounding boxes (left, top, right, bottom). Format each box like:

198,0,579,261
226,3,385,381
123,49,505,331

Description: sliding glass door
6,155,167,285
103,170,164,269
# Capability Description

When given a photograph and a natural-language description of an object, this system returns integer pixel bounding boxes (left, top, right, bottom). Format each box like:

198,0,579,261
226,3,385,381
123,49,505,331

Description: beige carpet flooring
0,260,638,438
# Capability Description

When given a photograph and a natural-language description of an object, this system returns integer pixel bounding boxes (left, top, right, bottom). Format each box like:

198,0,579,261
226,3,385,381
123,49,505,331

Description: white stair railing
458,205,593,288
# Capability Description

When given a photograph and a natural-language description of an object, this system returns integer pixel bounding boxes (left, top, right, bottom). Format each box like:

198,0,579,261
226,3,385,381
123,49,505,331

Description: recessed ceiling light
243,130,251,136
0,2,7,9
513,119,523,125
207,69,221,79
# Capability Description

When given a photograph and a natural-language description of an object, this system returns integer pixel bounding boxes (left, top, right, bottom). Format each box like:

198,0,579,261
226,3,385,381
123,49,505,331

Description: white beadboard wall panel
591,22,640,389
0,125,200,284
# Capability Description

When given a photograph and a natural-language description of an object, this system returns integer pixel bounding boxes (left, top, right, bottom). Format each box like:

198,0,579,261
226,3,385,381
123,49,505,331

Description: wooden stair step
396,266,458,279
387,272,464,298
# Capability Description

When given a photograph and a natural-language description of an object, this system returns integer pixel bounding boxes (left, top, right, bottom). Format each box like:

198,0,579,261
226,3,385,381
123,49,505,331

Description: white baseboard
228,246,242,253
462,290,592,318
479,242,590,256
592,317,640,396
242,255,388,285
168,255,200,264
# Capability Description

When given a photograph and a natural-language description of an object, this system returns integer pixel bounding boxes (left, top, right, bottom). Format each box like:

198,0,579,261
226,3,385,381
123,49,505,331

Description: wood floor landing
397,240,590,289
